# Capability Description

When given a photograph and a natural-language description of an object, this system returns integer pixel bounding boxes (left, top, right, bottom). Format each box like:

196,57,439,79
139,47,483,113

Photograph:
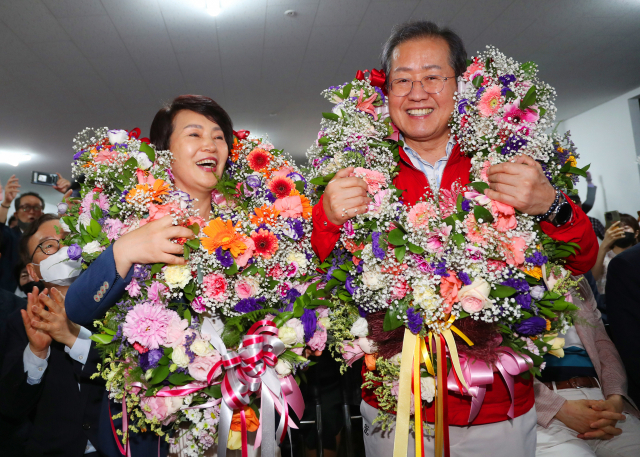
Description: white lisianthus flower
318,317,331,329
362,270,385,290
107,129,129,144
275,359,292,377
286,251,308,270
421,376,436,403
350,317,369,338
172,345,190,368
134,151,152,170
278,327,298,347
164,264,192,289
83,240,102,254
190,339,213,357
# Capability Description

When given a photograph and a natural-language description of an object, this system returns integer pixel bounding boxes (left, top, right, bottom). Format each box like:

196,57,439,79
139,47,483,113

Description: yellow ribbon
393,329,417,457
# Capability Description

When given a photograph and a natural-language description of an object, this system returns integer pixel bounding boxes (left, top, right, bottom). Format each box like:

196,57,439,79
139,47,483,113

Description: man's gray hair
381,20,468,82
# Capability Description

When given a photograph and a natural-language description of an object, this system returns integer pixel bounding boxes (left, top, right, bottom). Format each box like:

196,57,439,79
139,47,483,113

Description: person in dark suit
605,242,640,407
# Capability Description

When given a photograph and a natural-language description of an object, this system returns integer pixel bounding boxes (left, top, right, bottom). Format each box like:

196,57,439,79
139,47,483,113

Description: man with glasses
311,20,598,457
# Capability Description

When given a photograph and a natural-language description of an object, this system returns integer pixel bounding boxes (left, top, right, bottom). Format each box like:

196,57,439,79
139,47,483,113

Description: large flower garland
62,128,324,457
306,49,588,447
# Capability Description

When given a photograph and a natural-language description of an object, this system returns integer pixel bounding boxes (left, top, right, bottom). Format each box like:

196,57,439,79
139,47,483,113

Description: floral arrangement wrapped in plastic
306,49,588,439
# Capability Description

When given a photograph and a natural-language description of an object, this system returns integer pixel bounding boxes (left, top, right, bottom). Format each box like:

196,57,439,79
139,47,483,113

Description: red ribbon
354,69,387,95
128,127,150,144
233,130,250,140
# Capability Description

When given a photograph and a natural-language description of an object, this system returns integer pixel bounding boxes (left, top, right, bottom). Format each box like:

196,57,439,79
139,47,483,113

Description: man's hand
484,155,556,216
20,286,52,359
555,399,625,440
581,395,626,440
113,215,196,277
30,287,81,349
1,174,20,206
602,221,624,251
322,167,372,226
53,173,71,194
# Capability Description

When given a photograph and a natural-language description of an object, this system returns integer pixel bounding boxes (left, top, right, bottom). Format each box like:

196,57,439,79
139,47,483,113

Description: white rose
172,345,190,368
135,151,152,170
318,317,331,329
278,327,298,346
413,282,441,311
350,317,369,338
286,251,308,270
190,339,213,357
83,240,102,254
362,271,384,290
107,129,129,144
357,337,377,354
275,359,292,377
421,376,436,403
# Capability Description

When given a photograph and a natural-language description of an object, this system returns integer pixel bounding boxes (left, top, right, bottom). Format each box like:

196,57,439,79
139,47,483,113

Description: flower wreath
62,128,324,457
305,48,588,443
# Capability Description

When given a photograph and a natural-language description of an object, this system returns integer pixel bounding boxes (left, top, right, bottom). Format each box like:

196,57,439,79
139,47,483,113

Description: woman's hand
113,215,196,277
322,167,371,226
602,221,624,251
53,173,71,194
30,287,81,349
20,287,52,359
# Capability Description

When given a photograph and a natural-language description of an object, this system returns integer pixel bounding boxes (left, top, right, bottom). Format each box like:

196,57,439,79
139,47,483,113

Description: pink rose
140,394,183,423
236,237,255,268
490,200,517,232
342,341,364,367
164,314,189,348
307,327,327,351
203,273,228,302
274,195,303,218
460,296,484,313
188,354,221,382
285,318,304,344
458,278,491,314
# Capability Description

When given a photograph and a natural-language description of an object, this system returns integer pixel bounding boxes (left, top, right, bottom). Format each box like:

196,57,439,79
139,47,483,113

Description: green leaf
224,262,239,275
318,136,330,145
538,307,557,319
293,297,304,318
456,193,464,212
490,285,516,298
183,244,190,260
90,333,115,345
87,218,102,237
342,83,352,100
185,239,200,249
310,177,326,186
407,242,424,254
324,279,339,291
519,85,537,110
109,203,120,215
151,263,165,276
139,142,156,162
469,181,489,193
184,308,192,324
331,269,347,282
559,164,588,178
395,245,406,263
188,223,200,235
451,233,465,248
472,75,483,88
157,356,170,366
322,112,340,122
150,365,170,385
383,308,404,332
387,228,407,246
273,311,294,328
520,61,537,79
242,265,258,277
473,205,494,224
204,384,222,398
295,180,305,194
168,372,194,386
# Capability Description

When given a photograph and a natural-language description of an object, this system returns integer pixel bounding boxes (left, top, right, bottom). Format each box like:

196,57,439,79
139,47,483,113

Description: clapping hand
20,286,52,359
30,287,81,349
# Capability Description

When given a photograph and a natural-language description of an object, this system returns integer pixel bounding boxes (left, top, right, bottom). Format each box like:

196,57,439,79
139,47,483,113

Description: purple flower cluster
476,87,485,98
67,244,83,261
431,260,449,277
515,293,532,310
525,251,548,266
502,136,528,155
499,74,516,86
215,247,234,268
458,271,472,286
301,308,317,342
458,99,470,114
183,332,197,363
501,277,529,293
461,199,472,212
133,264,151,281
139,348,163,371
407,308,423,334
234,297,266,314
371,232,386,260
73,150,84,160
286,219,304,240
515,316,546,336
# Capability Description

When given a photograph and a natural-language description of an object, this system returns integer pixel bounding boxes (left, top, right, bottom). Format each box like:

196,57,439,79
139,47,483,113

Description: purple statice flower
461,199,472,212
120,190,128,202
67,244,83,261
73,150,84,160
343,146,354,152
371,232,386,260
514,316,547,336
540,162,553,181
133,264,150,280
407,308,423,335
313,156,331,168
357,305,368,318
458,271,472,286
301,308,317,343
283,289,301,310
183,332,197,363
431,260,449,277
476,87,485,99
234,297,266,314
246,175,261,189
345,275,358,295
501,86,513,97
139,348,163,371
515,293,532,310
356,262,364,275
502,136,528,155
286,219,304,240
215,247,234,268
374,86,386,104
265,191,277,204
457,99,470,114
501,278,529,293
525,251,548,266
325,266,337,282
498,74,516,86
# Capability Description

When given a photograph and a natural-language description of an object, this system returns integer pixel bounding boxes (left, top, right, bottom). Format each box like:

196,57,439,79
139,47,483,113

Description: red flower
251,229,279,259
268,176,295,199
247,148,272,171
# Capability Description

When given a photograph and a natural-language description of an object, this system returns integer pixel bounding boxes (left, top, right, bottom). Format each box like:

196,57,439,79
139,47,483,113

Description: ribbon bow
128,127,150,144
355,68,387,94
233,129,250,140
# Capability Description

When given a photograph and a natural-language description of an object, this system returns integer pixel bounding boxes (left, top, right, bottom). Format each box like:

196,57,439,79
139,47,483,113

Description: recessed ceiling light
284,10,297,17
206,0,222,16
0,151,32,167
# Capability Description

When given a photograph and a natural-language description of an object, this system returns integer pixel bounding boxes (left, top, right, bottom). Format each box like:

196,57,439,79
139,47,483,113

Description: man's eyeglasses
389,75,456,97
19,204,44,213
31,238,61,261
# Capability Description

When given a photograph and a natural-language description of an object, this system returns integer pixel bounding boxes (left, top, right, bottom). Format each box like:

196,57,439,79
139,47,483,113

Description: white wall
563,86,640,223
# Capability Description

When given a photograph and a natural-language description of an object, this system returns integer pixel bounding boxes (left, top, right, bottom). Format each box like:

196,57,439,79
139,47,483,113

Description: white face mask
34,246,82,286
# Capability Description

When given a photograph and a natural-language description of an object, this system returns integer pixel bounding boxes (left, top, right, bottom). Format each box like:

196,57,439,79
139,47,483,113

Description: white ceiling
1,0,640,205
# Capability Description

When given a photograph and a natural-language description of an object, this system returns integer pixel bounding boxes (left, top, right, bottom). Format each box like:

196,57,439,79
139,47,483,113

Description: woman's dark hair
619,213,640,235
19,214,59,264
381,20,467,81
150,95,234,152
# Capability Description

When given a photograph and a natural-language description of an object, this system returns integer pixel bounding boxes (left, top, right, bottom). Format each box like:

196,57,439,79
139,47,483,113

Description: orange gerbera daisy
246,148,272,171
201,218,247,257
522,265,543,280
150,179,170,202
289,190,312,219
251,205,280,226
125,184,152,203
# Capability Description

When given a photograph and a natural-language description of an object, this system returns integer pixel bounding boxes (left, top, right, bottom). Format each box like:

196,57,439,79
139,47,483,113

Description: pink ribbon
446,347,532,422
384,122,400,142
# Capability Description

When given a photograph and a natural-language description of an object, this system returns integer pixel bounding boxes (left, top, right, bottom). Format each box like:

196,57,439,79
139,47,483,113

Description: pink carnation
408,202,436,228
203,273,228,302
139,202,180,227
478,85,503,117
94,148,119,164
307,327,327,352
487,259,508,273
480,161,491,183
491,200,517,232
164,313,189,348
391,277,408,300
236,237,255,268
235,278,258,299
351,167,386,194
125,278,141,297
465,214,489,246
189,354,221,382
502,237,527,267
103,218,124,241
274,195,303,218
122,303,172,350
148,281,167,305
268,264,284,279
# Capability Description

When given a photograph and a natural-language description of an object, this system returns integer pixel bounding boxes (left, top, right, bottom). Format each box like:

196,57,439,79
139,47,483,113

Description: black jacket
605,243,640,407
